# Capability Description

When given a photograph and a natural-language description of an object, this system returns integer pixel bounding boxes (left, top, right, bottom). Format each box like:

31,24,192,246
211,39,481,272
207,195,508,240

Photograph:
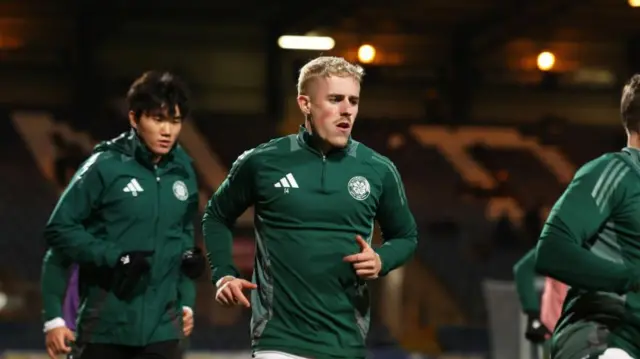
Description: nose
159,122,171,136
339,101,353,118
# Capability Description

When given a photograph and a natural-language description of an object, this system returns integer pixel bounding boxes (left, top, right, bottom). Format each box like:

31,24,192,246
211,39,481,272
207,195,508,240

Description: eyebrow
328,93,360,100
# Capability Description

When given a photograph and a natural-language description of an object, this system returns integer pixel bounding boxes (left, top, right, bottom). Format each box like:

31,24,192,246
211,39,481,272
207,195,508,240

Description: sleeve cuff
374,249,391,276
215,275,236,288
525,310,541,318
43,317,66,333
106,248,122,268
212,266,240,286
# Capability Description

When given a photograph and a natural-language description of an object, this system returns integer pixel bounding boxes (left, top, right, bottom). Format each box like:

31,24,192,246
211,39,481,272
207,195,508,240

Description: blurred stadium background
0,0,638,358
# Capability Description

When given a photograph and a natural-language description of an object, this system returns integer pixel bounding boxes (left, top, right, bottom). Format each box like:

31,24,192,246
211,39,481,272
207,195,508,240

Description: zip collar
129,129,178,169
623,147,640,160
295,125,355,156
94,129,190,172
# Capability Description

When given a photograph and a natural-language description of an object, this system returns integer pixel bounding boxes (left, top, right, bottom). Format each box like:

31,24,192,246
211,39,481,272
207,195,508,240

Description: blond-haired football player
203,56,418,359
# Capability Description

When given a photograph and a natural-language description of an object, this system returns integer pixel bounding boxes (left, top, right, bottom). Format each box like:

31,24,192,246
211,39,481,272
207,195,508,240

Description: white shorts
253,351,309,359
599,348,634,359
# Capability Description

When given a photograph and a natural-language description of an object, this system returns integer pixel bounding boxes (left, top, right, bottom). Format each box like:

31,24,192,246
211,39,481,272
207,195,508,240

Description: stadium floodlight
630,0,640,7
277,35,335,50
358,44,376,63
537,51,555,71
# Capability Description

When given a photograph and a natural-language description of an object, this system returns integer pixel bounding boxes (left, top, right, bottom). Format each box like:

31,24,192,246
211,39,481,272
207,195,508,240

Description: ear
296,95,310,115
128,111,138,130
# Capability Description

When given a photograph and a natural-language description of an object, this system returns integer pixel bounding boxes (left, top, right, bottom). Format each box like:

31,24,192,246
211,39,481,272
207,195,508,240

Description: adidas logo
274,173,299,189
123,178,144,197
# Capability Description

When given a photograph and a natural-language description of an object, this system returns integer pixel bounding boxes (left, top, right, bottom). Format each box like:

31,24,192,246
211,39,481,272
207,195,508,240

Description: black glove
181,247,205,279
113,251,154,299
524,312,551,344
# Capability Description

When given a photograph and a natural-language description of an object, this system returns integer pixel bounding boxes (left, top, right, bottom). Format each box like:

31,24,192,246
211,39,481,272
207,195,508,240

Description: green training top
536,148,640,356
203,126,418,358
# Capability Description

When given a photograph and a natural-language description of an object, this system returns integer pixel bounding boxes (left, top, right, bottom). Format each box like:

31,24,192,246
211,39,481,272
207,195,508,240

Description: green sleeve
535,156,640,293
44,153,121,267
41,249,72,322
178,180,198,309
374,158,418,276
202,149,256,284
513,248,540,314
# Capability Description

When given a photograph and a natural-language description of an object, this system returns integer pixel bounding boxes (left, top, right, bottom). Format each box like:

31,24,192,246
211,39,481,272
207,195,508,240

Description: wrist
375,253,382,275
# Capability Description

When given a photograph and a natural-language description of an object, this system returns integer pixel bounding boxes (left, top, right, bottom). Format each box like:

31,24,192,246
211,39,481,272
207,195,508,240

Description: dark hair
621,74,640,133
126,71,191,121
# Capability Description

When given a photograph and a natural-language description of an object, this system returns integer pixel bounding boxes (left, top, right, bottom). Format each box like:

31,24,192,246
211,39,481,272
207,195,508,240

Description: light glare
277,35,335,50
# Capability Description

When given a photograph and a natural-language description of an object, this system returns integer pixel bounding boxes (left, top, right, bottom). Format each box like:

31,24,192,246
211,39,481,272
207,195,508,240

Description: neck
628,131,640,149
304,118,333,154
151,155,161,164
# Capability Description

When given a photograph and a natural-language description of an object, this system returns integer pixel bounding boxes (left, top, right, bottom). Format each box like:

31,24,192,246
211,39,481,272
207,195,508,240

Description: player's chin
328,135,350,148
150,145,172,156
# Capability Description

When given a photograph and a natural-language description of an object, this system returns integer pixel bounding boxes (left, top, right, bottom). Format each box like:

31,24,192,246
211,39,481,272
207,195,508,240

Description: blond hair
297,56,364,95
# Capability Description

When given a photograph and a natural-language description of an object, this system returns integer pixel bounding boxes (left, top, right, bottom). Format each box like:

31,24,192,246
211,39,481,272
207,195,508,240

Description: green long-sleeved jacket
43,130,197,346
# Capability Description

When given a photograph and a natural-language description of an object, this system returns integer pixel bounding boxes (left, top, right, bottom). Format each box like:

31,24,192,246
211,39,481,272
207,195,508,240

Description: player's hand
181,247,206,279
182,307,194,337
524,313,551,344
215,276,257,308
45,326,75,359
113,250,154,299
343,235,382,280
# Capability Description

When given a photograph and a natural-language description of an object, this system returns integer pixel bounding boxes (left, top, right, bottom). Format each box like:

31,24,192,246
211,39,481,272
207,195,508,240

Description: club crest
348,176,370,201
173,180,189,201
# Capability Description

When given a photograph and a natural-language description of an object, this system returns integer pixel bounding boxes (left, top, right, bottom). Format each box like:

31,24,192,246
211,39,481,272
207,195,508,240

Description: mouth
335,121,351,131
158,140,172,148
